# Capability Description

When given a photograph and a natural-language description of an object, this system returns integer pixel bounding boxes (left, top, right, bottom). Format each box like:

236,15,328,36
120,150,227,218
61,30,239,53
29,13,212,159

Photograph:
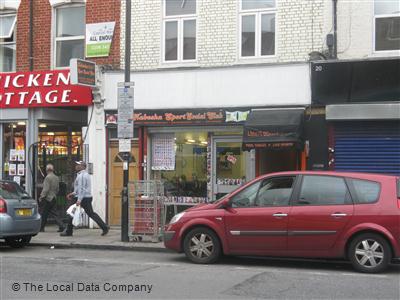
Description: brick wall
120,0,326,70
14,0,120,72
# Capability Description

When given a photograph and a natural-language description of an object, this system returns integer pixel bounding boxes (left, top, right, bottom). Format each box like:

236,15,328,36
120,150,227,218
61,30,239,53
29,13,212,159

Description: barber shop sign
0,69,93,109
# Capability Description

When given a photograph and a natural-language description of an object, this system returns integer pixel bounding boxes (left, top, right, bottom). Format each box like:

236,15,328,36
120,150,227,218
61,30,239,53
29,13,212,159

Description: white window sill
369,50,400,58
158,61,200,69
235,56,278,65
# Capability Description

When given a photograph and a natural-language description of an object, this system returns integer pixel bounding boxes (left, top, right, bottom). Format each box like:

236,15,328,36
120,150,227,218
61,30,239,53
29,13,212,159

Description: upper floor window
374,0,400,51
240,0,276,58
163,0,196,62
54,5,85,68
0,14,16,72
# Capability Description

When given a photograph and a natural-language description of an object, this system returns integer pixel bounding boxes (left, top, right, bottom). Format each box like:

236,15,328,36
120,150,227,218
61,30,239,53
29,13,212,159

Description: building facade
0,0,121,225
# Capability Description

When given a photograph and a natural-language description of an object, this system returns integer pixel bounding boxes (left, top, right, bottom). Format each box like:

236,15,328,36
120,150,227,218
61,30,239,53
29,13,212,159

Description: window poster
10,149,17,161
13,176,21,186
17,150,25,161
9,164,17,176
17,164,25,176
151,134,176,171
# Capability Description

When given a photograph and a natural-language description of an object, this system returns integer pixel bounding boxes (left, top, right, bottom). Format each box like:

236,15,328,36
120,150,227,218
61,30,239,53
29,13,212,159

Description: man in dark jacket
39,164,64,232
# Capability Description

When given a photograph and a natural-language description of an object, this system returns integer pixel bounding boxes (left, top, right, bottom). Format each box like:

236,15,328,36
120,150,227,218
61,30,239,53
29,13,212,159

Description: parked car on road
164,171,400,273
0,180,41,248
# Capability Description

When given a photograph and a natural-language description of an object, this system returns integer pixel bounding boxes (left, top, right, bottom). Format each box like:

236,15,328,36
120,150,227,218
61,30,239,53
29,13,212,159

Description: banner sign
0,70,93,109
86,22,116,58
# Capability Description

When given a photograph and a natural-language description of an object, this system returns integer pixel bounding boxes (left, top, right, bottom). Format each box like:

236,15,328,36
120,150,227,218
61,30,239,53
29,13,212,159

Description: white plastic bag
72,206,84,227
66,204,84,227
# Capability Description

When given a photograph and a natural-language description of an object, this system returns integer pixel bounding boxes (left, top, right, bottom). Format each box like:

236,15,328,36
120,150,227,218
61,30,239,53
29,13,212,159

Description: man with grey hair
61,161,109,236
39,163,64,232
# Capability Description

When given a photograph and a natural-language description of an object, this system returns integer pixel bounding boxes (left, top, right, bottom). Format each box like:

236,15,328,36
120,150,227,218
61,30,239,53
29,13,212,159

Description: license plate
15,208,32,216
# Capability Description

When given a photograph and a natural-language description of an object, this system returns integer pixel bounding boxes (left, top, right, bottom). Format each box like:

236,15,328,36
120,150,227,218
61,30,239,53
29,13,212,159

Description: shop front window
151,132,207,203
2,122,26,186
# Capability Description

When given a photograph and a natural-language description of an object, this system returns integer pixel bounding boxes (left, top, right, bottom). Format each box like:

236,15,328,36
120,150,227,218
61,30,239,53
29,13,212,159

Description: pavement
30,225,167,252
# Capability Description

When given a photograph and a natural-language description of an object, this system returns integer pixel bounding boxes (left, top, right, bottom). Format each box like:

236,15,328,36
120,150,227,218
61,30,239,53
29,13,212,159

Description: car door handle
331,213,347,217
273,213,288,217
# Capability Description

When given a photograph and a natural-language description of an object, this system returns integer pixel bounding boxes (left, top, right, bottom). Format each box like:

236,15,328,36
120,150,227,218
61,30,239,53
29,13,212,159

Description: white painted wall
104,63,310,110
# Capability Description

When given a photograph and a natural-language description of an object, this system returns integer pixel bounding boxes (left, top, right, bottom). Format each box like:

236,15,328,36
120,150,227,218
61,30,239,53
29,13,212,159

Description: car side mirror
219,199,231,209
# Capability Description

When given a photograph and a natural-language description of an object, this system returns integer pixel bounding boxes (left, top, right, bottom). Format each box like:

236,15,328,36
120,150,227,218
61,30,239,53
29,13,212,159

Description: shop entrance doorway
257,148,299,175
211,137,254,201
108,141,139,226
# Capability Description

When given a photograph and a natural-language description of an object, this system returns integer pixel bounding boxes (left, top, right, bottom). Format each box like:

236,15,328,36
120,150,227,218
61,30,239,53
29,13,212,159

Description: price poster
17,164,25,176
9,164,17,176
151,134,175,170
17,150,25,161
10,149,17,161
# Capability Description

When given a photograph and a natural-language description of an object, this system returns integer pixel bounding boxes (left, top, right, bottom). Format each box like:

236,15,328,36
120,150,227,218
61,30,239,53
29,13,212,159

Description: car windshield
0,181,30,200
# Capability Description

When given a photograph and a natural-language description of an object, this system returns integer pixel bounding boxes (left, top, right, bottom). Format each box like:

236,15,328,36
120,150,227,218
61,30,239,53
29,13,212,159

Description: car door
288,175,354,251
224,176,296,253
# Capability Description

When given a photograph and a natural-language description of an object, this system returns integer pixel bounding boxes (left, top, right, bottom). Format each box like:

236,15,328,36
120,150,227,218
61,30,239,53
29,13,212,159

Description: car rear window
0,182,28,199
351,179,380,204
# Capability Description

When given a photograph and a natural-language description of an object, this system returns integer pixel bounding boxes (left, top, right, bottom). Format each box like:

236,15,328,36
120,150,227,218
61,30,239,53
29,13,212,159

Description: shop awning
242,109,304,150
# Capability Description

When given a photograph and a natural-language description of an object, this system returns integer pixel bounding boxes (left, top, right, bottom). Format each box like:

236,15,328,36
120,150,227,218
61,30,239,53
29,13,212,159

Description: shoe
57,226,65,232
60,231,72,237
101,226,110,236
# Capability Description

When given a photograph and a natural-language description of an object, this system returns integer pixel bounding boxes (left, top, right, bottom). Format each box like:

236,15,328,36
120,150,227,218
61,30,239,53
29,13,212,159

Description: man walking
60,161,109,236
39,164,64,232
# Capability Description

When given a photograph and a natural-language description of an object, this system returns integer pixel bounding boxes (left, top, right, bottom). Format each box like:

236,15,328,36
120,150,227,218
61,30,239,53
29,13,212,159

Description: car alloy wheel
183,227,221,264
349,233,391,273
355,239,384,268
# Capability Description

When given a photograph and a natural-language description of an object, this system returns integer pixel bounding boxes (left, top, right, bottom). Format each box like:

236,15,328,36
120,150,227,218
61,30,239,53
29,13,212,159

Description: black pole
121,0,131,242
29,0,34,70
333,0,338,59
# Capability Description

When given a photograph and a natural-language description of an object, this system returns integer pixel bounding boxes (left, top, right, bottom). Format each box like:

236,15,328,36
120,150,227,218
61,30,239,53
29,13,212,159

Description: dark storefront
311,57,400,176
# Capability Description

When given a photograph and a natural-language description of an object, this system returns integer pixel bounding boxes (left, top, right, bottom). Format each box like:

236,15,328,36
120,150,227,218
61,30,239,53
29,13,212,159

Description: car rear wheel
5,236,32,248
348,233,391,273
183,227,221,264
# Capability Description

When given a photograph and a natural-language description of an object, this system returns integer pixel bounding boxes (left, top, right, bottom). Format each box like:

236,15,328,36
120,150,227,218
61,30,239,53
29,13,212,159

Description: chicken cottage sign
0,70,93,109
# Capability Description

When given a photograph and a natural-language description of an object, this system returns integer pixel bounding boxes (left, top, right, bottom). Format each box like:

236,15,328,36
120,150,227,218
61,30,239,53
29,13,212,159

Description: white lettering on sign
27,73,41,87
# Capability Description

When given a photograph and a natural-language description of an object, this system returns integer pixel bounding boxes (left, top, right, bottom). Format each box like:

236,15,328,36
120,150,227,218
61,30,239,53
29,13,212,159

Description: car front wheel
183,227,221,264
348,233,391,273
5,236,32,248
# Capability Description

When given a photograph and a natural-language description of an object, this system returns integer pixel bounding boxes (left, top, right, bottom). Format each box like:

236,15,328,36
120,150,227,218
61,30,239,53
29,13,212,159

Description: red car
164,171,400,273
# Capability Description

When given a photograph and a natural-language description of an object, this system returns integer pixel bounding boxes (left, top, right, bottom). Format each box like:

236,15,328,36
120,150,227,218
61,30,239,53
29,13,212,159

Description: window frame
228,175,297,208
52,3,85,69
291,175,354,206
0,13,16,73
239,0,276,59
162,0,198,64
346,178,381,205
373,1,400,53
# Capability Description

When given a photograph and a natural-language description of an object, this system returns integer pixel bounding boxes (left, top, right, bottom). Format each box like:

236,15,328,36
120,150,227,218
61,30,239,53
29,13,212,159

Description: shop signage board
0,69,93,108
86,22,116,58
117,82,134,139
70,59,96,87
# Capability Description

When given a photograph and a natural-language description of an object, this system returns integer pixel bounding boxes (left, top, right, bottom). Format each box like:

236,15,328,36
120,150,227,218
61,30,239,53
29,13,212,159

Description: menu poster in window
9,164,17,176
13,176,21,186
17,150,25,161
10,149,18,161
14,137,25,150
17,164,25,176
151,134,176,171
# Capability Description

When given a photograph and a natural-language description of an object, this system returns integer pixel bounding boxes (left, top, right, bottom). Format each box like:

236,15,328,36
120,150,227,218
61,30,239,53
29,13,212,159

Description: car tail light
0,198,6,213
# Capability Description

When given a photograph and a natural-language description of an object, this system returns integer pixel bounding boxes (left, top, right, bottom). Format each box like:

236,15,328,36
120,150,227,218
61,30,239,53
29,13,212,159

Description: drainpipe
333,0,338,59
29,0,34,70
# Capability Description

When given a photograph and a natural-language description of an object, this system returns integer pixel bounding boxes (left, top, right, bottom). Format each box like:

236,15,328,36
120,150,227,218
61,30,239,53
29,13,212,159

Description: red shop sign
0,69,93,109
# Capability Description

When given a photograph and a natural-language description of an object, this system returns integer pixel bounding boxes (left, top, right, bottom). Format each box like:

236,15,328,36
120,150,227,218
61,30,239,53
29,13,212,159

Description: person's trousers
65,197,107,234
40,198,64,230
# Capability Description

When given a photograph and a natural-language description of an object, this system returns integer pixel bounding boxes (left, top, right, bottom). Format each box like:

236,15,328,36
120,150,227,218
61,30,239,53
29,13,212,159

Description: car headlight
170,212,185,224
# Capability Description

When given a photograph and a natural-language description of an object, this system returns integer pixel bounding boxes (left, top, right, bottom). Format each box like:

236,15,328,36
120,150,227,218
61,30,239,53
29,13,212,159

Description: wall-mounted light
39,124,47,128
186,139,196,143
47,132,55,136
201,141,208,145
17,121,26,126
